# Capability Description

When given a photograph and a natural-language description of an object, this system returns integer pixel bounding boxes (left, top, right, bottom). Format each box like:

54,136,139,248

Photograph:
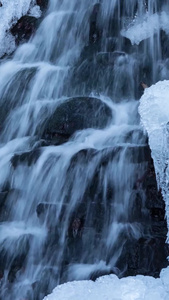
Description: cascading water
0,0,169,299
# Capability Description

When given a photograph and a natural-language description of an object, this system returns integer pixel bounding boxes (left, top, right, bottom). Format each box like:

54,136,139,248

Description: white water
0,0,169,299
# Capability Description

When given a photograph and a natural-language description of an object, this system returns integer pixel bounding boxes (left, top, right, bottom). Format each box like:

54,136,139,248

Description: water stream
0,1,169,299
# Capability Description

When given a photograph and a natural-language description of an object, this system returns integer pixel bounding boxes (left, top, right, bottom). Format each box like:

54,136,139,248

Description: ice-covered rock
121,11,169,45
139,80,169,241
0,0,41,57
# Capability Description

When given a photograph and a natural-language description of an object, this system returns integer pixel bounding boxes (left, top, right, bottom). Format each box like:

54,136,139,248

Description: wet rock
128,237,168,277
105,37,117,52
42,97,112,145
0,192,8,210
160,30,169,59
96,51,126,65
89,3,102,45
11,149,41,168
0,233,32,275
11,16,38,44
150,208,165,221
69,217,85,238
128,191,143,222
0,190,20,222
97,145,151,165
37,0,49,11
36,202,59,227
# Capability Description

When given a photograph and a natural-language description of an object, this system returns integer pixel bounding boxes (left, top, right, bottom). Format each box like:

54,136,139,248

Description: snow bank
121,11,169,45
0,0,41,57
43,272,169,300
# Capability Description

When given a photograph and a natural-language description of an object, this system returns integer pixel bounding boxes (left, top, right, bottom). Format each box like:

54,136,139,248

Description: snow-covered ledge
0,0,41,57
43,272,169,300
43,81,169,300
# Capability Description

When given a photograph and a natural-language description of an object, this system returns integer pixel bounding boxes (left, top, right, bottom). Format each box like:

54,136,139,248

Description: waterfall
0,1,169,299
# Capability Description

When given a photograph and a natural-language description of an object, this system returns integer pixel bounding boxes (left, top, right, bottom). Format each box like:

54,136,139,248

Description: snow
28,5,42,18
43,80,169,300
121,11,169,45
43,273,169,300
0,0,41,57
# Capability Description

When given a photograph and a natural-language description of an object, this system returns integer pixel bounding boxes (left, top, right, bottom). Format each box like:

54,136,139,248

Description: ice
121,11,169,45
139,80,169,241
43,273,169,300
0,0,41,57
28,5,42,18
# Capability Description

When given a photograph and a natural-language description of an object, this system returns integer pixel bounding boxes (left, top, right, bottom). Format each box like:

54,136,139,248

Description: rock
0,192,8,210
0,233,32,276
160,30,169,59
118,235,169,278
37,0,49,11
96,51,126,65
89,3,102,45
11,16,38,44
36,202,62,227
11,149,41,168
42,97,112,144
97,145,151,164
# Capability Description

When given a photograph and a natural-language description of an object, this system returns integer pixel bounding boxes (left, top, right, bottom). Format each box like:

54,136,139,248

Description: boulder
11,16,38,44
42,97,112,144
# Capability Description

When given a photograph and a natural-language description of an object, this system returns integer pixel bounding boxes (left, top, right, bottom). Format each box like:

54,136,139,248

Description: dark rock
36,202,61,227
97,145,151,165
37,0,49,11
0,192,8,210
150,207,165,221
42,97,112,144
129,237,168,277
89,3,102,46
11,149,41,168
0,233,32,275
96,51,126,65
160,30,169,59
11,16,38,44
0,67,37,130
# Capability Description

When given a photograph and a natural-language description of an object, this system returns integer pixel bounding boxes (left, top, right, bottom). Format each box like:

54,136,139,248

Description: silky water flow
0,1,168,299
